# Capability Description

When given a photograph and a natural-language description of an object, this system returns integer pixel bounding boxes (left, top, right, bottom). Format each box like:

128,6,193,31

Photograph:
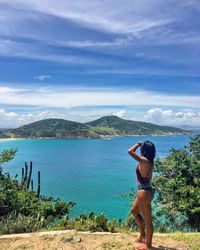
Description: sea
0,134,193,221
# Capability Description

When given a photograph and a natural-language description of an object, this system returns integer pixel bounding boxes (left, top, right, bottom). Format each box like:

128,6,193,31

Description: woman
128,140,156,250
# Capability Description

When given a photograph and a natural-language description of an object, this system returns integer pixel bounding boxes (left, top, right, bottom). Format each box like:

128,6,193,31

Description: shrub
152,134,200,231
0,149,75,234
0,213,44,234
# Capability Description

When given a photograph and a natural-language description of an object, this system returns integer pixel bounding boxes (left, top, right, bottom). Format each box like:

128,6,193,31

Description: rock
62,235,81,243
62,235,73,243
71,236,81,243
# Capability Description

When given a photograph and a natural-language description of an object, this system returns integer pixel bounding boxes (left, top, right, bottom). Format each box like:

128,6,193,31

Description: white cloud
0,1,174,35
0,38,98,65
144,108,200,126
0,108,29,128
112,110,126,118
1,0,194,48
0,109,53,128
34,75,51,81
64,38,131,48
0,108,126,128
1,106,200,129
0,0,200,70
0,85,200,109
1,0,199,44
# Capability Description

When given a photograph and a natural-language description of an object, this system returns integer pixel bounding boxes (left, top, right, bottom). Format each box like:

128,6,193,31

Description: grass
89,126,120,135
101,239,134,250
102,241,124,249
172,232,200,250
41,235,55,241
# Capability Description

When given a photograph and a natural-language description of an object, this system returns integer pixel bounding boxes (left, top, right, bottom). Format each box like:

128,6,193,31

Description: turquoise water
0,135,192,221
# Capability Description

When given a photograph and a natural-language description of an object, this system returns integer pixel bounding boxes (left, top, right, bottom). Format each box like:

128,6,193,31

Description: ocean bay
0,134,191,221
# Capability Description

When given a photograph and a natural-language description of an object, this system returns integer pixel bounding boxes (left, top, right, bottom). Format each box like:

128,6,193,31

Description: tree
0,148,17,164
152,135,200,231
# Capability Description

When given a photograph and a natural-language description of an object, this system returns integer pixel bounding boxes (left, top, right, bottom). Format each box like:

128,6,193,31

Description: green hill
0,130,8,139
8,118,97,138
85,115,187,135
7,116,189,138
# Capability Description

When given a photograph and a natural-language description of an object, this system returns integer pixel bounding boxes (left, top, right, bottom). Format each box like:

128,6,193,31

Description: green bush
0,213,44,234
152,134,200,231
0,149,75,234
57,212,123,233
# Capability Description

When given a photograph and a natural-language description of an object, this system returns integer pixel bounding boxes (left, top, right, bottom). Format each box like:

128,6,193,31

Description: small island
0,116,190,139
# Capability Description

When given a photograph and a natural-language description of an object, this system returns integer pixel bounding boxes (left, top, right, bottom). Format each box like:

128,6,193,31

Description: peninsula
1,116,189,139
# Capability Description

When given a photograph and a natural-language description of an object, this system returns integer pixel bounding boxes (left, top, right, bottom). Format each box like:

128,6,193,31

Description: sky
0,0,200,128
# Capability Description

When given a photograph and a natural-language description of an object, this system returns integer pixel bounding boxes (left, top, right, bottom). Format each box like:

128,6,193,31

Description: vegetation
0,130,8,139
0,135,199,235
152,134,200,231
9,118,95,139
0,148,17,164
172,232,200,250
86,115,188,135
54,213,124,233
6,116,189,139
0,149,75,234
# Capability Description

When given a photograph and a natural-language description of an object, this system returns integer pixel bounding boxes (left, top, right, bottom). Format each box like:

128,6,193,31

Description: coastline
0,138,25,142
0,132,193,141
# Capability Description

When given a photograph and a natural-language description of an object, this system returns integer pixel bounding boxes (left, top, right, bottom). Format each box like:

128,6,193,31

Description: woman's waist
137,178,151,186
137,183,153,189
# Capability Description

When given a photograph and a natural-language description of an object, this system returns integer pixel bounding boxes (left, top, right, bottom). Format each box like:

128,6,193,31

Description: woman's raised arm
128,142,148,163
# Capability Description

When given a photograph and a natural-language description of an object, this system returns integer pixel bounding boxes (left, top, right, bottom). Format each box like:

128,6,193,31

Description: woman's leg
137,190,153,247
131,196,146,242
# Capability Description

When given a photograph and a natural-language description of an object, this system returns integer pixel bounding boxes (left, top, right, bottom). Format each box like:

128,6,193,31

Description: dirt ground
0,231,190,250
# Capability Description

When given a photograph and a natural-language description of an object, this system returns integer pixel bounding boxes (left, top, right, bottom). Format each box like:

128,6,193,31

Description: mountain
0,130,9,139
7,116,189,139
178,125,200,132
85,116,188,135
8,118,98,138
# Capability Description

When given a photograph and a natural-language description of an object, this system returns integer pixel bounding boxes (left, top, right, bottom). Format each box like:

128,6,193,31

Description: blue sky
0,0,200,128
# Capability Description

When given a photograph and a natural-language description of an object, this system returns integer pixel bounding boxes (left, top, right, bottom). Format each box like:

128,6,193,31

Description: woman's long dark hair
141,140,156,163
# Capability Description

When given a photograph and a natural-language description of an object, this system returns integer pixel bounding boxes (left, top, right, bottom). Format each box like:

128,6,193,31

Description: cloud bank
144,108,200,127
1,106,200,129
0,85,199,128
0,85,200,109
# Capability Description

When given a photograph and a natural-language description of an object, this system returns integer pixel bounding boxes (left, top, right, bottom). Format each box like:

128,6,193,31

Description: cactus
80,213,87,223
89,212,95,221
95,214,108,231
31,179,33,191
24,162,28,189
27,161,32,189
21,167,25,187
37,171,41,198
19,162,41,198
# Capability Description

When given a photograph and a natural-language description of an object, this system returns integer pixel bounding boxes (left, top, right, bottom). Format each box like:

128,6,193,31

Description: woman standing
128,141,156,250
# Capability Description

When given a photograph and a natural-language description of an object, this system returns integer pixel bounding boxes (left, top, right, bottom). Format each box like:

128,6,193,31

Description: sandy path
0,230,190,250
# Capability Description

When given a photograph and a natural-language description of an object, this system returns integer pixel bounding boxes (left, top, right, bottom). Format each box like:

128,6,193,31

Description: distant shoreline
0,132,193,141
1,116,191,140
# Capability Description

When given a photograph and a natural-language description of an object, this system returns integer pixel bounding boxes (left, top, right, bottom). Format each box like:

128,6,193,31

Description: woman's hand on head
138,142,143,146
128,142,148,163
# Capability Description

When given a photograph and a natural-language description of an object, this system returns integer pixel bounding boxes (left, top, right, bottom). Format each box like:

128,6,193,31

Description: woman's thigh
131,196,140,215
137,190,153,221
